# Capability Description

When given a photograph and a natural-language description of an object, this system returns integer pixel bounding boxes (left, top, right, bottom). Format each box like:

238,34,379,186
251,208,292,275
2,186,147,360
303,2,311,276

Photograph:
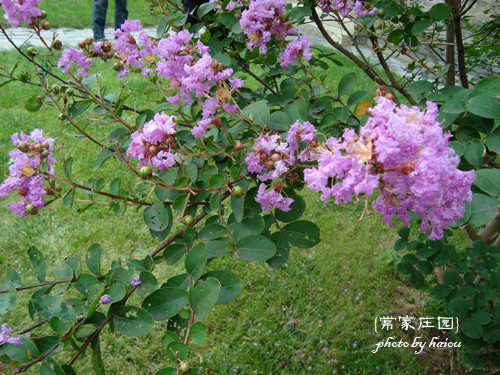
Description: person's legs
92,0,109,40
114,0,128,32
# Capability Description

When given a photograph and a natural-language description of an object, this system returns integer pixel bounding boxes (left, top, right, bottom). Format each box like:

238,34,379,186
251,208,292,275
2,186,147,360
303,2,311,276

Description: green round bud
139,166,153,179
51,84,60,94
65,88,74,96
377,9,385,18
281,11,290,22
18,142,29,153
25,203,37,215
27,47,37,57
182,215,194,227
232,185,243,198
179,361,190,374
54,184,62,192
113,62,123,72
39,10,47,19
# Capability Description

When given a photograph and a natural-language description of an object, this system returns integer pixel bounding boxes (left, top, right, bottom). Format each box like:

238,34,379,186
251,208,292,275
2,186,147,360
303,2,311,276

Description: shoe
94,38,109,42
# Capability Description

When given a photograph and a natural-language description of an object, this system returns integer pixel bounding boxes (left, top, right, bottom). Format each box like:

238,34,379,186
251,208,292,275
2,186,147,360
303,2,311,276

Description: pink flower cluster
0,0,42,28
57,47,92,78
113,20,156,77
0,129,55,217
240,0,313,67
127,112,178,172
318,0,376,17
154,30,243,138
210,0,244,13
246,120,316,211
304,98,474,239
0,323,21,346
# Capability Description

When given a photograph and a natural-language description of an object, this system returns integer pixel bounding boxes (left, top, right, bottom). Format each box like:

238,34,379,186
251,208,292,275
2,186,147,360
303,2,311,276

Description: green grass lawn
0,0,158,29
0,40,465,375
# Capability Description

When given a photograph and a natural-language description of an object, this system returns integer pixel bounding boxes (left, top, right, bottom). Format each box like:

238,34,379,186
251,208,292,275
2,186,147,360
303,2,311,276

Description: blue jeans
92,0,128,40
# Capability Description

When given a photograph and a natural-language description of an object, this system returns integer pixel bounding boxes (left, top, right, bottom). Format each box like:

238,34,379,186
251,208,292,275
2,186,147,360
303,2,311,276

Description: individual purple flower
131,277,141,286
0,323,21,346
318,0,376,17
99,294,111,305
57,47,92,77
113,20,156,77
0,0,42,28
0,129,55,217
279,36,313,67
255,183,293,212
240,0,296,55
127,112,177,172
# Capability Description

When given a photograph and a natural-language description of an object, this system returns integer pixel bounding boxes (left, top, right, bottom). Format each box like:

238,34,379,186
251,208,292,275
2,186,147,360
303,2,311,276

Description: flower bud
41,22,51,30
18,142,29,153
85,37,94,46
78,40,86,49
65,88,74,96
182,215,194,227
149,145,159,156
270,153,281,162
18,188,29,196
52,39,62,50
34,143,42,153
179,361,190,374
106,51,114,59
113,62,123,71
51,84,60,94
234,141,244,151
54,184,62,192
25,203,37,215
39,10,47,19
232,185,243,198
27,47,37,57
211,118,222,128
266,160,275,169
139,166,153,179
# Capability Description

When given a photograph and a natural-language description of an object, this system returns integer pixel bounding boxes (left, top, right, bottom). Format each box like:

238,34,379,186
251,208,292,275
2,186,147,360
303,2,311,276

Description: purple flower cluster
99,294,111,305
113,20,156,77
127,112,178,172
240,0,313,66
0,129,55,217
154,30,242,138
210,0,243,13
0,323,21,346
318,0,376,17
255,183,293,212
245,120,317,211
0,0,42,28
304,98,474,239
57,47,92,78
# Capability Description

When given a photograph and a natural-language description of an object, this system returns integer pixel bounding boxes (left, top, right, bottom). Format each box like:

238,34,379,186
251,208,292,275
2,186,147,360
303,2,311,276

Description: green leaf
163,244,185,265
143,201,172,233
185,243,207,282
467,95,500,119
269,111,291,130
197,1,216,17
408,80,434,95
25,95,43,112
189,277,220,319
199,224,226,241
86,244,103,275
189,322,207,344
449,297,472,316
430,284,452,299
464,140,484,168
104,284,126,304
456,126,480,143
281,220,320,248
443,268,462,286
32,296,76,322
411,20,433,34
416,247,437,259
200,270,242,305
410,270,424,289
242,100,270,126
285,96,308,122
484,325,500,344
0,282,16,314
449,141,465,157
6,267,22,288
91,335,106,375
398,226,410,240
62,189,74,208
156,368,177,375
469,193,499,227
472,76,500,97
267,233,290,268
141,287,188,321
230,183,247,223
396,262,414,275
338,73,356,97
429,3,451,21
28,246,46,282
137,271,158,297
347,90,368,107
486,127,500,153
236,235,276,261
228,215,264,242
113,306,154,336
461,317,484,339
73,273,100,297
93,148,114,172
474,169,500,197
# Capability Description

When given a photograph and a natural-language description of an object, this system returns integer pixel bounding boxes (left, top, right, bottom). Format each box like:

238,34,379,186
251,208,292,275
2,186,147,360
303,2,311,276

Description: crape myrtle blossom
0,0,42,28
154,30,243,138
210,0,244,13
256,183,293,212
57,47,92,78
304,97,474,240
1,323,21,346
240,0,313,66
318,0,376,17
113,20,156,77
0,129,55,217
127,112,178,172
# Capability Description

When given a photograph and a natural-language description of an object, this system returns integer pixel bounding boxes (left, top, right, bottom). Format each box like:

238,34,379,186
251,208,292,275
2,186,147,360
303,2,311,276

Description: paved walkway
0,24,409,76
